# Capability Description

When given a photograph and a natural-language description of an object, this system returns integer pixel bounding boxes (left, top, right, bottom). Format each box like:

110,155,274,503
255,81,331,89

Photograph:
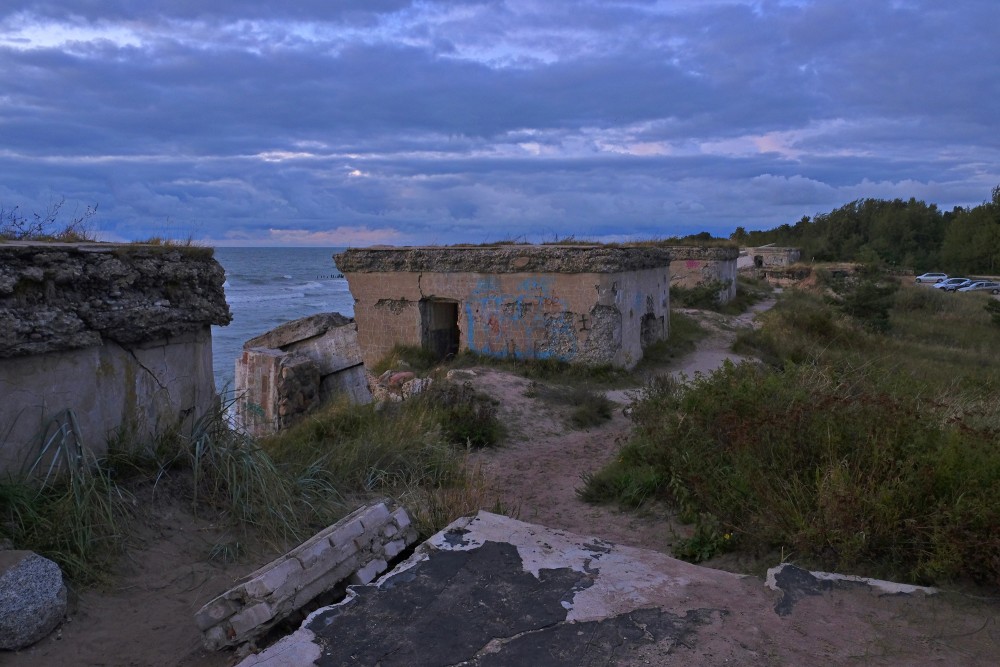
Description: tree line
728,186,1000,275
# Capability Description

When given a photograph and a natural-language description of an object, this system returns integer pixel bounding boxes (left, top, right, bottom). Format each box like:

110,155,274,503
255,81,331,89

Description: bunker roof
334,245,671,274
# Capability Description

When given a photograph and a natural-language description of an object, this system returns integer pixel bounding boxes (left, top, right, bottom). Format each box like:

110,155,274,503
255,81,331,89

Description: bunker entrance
640,313,663,349
420,299,460,360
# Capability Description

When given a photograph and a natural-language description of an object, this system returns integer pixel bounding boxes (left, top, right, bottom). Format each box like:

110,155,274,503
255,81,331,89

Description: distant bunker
0,242,230,475
666,246,740,303
334,245,672,370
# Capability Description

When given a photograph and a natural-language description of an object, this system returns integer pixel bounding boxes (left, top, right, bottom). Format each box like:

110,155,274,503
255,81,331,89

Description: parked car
957,280,1000,294
915,272,948,283
933,278,972,291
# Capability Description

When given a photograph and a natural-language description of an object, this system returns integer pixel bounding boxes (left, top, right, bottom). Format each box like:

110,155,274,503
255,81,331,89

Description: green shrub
582,360,1000,584
670,280,727,309
419,382,504,448
566,388,614,429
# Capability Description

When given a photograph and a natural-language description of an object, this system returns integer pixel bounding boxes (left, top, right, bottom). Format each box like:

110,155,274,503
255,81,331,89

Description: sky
1,1,998,247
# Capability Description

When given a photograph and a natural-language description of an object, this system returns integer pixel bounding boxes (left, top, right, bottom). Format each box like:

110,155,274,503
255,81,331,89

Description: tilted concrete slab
239,512,995,666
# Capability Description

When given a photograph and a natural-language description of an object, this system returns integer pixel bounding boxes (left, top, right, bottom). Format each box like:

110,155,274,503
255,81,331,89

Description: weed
418,381,504,448
370,344,443,376
405,455,519,539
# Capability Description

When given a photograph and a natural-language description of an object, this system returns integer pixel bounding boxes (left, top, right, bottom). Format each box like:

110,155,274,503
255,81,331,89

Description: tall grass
584,282,1000,585
2,380,510,582
0,410,133,583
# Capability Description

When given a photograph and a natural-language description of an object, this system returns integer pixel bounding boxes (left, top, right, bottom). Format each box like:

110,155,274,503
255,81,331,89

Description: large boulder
0,551,68,650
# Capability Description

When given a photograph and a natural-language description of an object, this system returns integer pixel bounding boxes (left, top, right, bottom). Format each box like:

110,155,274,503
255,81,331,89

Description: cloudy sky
1,1,998,246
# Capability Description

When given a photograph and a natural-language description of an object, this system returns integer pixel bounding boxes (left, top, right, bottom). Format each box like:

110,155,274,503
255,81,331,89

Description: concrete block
194,596,241,631
296,535,336,571
349,558,388,586
328,516,366,546
358,503,392,532
244,558,302,599
384,539,408,559
229,601,274,639
391,507,412,531
203,625,230,651
289,556,361,611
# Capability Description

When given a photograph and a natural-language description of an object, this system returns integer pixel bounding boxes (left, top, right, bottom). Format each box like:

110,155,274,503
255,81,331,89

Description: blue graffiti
463,275,578,361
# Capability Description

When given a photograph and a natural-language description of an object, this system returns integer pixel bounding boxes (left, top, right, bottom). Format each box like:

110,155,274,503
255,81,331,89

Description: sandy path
467,298,776,554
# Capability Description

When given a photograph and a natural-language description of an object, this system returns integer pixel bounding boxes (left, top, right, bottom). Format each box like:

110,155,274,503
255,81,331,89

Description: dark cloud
1,0,998,244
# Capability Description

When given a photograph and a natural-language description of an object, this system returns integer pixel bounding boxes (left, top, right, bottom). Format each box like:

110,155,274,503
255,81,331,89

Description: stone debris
369,369,433,403
196,500,418,651
0,550,67,651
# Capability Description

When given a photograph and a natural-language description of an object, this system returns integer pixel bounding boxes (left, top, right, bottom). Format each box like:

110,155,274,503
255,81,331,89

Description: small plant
672,515,735,564
670,280,728,309
420,381,504,447
566,388,614,429
1,198,98,241
371,344,443,376
405,456,519,539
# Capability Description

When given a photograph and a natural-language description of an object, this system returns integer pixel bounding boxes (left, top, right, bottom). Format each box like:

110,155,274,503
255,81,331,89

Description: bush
582,360,1000,584
420,381,504,448
670,280,727,309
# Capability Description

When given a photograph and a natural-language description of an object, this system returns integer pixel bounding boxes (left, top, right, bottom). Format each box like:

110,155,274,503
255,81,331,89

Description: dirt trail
467,298,775,555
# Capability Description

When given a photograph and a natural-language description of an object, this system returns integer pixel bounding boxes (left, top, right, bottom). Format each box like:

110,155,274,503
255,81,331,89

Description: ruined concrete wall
337,246,671,369
666,246,739,303
234,313,371,436
740,246,802,270
0,242,230,474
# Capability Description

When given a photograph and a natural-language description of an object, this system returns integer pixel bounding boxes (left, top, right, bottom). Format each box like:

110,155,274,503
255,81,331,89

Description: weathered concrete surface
0,243,230,474
0,551,67,650
336,246,670,369
0,242,230,357
198,501,417,651
335,245,672,274
667,246,739,303
242,512,996,667
235,312,370,435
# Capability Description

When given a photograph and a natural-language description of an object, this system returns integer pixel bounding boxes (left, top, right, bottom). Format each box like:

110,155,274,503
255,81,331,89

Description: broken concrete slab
234,312,371,435
197,500,418,651
240,512,993,667
0,551,67,650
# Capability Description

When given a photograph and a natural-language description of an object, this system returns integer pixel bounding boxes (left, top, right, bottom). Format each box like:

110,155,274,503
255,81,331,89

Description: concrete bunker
0,242,231,475
335,245,672,370
666,245,739,304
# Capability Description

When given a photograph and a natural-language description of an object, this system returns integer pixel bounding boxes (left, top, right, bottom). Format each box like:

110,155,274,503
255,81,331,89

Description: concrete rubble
234,312,371,436
0,550,67,651
196,500,418,651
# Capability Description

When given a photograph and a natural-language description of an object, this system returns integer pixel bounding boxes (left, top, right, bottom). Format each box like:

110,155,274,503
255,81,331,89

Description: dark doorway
420,299,460,360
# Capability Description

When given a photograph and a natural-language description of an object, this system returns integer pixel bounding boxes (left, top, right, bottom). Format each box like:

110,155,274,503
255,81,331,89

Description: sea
210,247,354,394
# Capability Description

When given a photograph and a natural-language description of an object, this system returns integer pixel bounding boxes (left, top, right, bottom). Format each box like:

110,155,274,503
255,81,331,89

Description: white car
957,281,1000,294
915,272,947,283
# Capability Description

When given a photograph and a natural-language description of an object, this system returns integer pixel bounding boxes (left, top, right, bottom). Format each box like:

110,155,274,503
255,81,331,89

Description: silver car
914,272,947,283
956,281,1000,294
